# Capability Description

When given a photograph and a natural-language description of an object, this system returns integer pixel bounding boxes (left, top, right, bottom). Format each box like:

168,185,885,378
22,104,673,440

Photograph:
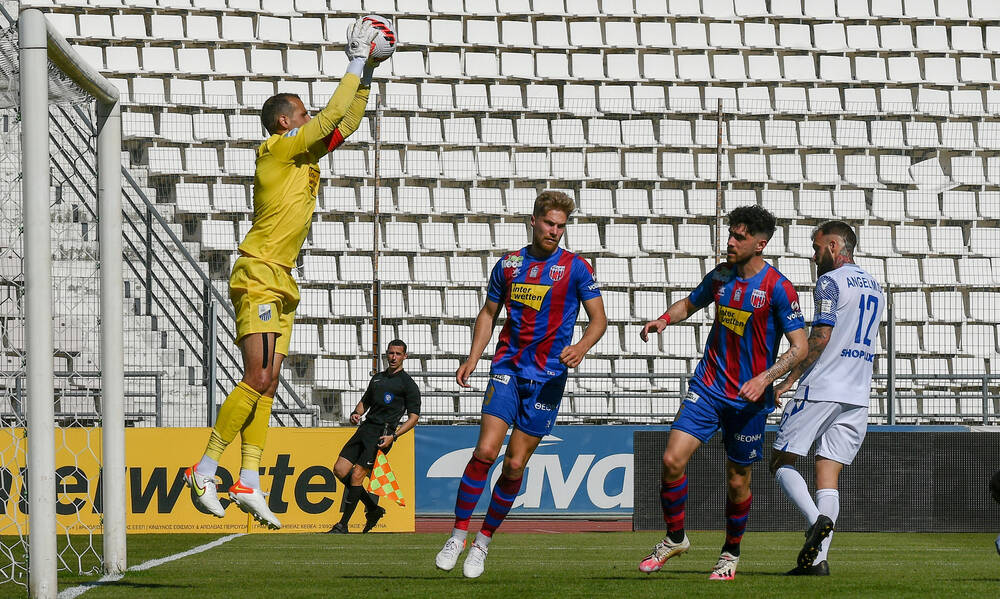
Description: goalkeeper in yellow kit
184,19,383,529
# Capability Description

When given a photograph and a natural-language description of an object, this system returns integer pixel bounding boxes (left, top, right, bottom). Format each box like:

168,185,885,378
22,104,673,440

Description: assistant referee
328,339,421,534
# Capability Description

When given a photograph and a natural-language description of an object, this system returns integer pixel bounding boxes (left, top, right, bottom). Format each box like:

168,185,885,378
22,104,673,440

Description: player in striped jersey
637,206,808,581
770,221,884,576
435,191,607,578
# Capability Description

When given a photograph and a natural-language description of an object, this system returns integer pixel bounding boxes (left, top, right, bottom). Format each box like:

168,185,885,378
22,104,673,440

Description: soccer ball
362,15,396,63
991,470,1000,504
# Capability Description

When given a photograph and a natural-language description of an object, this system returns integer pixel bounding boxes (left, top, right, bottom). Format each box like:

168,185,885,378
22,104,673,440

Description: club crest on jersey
750,289,768,308
510,283,551,311
258,304,273,322
549,264,566,281
383,393,393,404
718,305,752,336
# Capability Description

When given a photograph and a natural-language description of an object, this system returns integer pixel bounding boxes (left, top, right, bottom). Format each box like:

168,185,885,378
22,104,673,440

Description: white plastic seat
885,257,921,288
457,223,493,251
860,225,898,257
887,57,922,84
841,155,878,187
566,223,604,253
604,224,643,257
419,222,459,252
776,257,812,287
805,154,840,185
752,191,792,222
923,257,958,287
929,226,965,255
895,291,929,322
640,223,676,253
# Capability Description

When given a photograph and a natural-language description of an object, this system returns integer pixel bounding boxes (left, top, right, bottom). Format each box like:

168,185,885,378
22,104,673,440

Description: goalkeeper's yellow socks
195,383,261,477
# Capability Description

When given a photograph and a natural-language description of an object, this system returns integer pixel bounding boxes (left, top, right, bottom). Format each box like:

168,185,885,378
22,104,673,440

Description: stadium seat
605,224,643,257
414,256,450,284
929,291,965,322
970,228,1000,257
444,289,480,319
419,223,460,252
339,255,373,283
330,289,367,318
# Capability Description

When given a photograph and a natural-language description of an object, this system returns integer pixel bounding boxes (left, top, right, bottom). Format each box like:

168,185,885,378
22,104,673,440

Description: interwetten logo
510,283,551,311
717,305,752,336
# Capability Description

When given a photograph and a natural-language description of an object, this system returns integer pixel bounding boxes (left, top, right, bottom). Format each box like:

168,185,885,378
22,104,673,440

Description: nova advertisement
0,428,414,534
415,425,642,515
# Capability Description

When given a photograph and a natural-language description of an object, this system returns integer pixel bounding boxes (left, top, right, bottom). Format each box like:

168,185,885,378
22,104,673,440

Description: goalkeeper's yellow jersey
238,72,371,268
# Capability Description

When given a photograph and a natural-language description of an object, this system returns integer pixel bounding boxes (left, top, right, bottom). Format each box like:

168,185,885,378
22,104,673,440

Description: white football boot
183,465,225,518
229,481,281,529
435,536,466,571
462,541,489,578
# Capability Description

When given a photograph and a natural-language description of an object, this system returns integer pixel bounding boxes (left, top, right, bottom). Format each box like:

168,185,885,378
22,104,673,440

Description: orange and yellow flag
365,450,406,507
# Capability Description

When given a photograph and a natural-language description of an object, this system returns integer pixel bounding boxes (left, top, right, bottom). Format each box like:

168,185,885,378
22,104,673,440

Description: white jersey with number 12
794,263,885,407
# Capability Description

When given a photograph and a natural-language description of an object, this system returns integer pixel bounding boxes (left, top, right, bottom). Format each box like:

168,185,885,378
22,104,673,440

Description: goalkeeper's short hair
261,93,302,135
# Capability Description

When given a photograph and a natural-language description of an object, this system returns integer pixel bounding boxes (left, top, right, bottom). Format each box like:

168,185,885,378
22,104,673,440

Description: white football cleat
462,541,489,579
229,482,281,529
638,534,690,573
184,465,225,518
709,551,740,581
435,536,466,571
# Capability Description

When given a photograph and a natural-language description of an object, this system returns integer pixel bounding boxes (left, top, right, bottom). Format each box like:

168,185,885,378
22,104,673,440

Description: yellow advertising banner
0,428,414,534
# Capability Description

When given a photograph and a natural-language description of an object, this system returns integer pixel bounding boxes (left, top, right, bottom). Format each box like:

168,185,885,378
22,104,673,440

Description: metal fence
122,91,1000,426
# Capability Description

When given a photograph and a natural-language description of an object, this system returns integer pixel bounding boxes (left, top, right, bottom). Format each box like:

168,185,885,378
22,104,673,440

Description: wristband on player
657,312,672,325
360,62,375,86
346,57,366,78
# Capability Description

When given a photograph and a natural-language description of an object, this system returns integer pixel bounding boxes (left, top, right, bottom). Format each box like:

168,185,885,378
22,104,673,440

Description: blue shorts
671,388,767,465
481,372,567,438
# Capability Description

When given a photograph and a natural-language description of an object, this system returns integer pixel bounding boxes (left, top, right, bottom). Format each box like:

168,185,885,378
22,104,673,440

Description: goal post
18,7,125,596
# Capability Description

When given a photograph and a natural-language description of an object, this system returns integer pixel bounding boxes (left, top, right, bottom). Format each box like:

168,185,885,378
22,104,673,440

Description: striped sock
660,475,687,543
480,475,522,538
723,494,752,555
453,456,493,531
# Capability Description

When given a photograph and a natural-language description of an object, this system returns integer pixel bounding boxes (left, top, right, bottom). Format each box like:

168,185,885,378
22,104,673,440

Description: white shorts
772,399,868,465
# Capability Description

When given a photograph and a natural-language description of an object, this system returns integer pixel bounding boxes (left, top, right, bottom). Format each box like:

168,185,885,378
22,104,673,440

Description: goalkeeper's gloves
345,18,377,62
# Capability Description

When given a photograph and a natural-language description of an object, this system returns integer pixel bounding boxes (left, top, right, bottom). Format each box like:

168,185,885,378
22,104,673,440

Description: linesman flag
365,450,406,506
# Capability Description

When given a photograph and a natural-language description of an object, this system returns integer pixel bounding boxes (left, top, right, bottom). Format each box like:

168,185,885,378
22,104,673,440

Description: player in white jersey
769,221,884,576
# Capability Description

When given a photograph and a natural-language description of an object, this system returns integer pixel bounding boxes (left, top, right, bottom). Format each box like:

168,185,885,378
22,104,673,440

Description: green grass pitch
4,531,998,598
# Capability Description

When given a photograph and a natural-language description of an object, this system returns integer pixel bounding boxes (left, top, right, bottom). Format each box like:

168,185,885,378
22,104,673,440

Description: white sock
815,488,840,563
240,468,260,490
474,531,492,548
195,455,218,479
775,465,820,525
451,527,468,542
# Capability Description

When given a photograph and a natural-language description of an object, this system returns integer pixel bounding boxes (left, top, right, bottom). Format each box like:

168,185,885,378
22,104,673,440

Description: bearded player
637,205,807,580
770,221,884,576
434,191,607,578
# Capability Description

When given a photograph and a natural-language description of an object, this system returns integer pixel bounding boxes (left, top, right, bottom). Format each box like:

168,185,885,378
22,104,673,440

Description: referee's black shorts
339,422,392,470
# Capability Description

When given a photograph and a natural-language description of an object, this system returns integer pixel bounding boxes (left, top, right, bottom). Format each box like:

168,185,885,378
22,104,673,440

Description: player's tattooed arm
773,324,833,401
738,327,807,403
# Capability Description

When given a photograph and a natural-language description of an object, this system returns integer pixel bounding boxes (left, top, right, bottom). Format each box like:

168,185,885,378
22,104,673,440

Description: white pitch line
57,533,244,599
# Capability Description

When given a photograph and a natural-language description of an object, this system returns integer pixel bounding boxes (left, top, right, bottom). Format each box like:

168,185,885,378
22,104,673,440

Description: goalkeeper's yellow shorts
229,255,299,356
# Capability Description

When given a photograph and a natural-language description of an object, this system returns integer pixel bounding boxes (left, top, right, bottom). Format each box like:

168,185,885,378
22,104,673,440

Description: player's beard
816,247,835,276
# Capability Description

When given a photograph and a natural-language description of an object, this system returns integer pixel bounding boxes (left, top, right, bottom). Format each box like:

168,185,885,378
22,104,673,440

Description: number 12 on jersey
854,294,879,346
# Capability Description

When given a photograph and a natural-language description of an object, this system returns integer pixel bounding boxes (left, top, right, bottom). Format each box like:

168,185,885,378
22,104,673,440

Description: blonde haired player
183,18,386,528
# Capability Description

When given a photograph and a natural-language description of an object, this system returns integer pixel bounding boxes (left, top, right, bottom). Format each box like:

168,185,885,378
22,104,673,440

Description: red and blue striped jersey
486,247,601,382
687,262,805,409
